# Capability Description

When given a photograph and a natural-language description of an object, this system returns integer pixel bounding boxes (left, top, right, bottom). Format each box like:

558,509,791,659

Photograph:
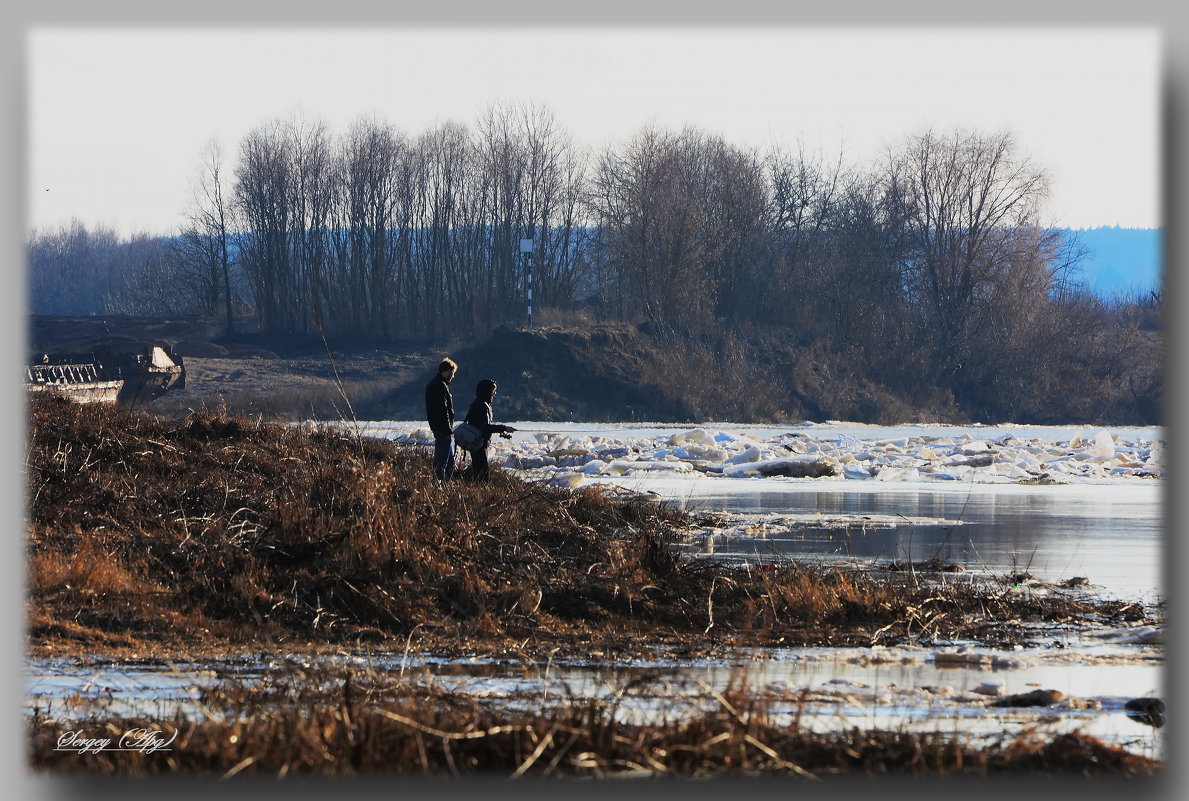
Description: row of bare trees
26,221,202,317
199,104,590,340
586,126,1117,414
26,107,1161,422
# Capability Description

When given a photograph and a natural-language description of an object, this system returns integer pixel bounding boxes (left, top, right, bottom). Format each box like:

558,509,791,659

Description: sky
25,25,1161,237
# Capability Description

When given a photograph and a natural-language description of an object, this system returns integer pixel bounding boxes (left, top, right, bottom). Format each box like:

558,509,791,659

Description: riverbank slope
26,394,1150,660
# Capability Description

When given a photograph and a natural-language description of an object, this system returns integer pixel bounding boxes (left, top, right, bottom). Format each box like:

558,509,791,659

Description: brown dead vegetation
27,673,1162,778
26,394,1147,659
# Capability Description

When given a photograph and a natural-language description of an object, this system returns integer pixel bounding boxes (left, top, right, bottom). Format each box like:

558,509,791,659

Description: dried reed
26,394,1147,657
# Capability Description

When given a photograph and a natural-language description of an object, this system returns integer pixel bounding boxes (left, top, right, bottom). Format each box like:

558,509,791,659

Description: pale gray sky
27,26,1160,236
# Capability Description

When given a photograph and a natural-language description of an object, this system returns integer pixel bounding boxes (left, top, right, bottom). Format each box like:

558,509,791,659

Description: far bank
28,315,1162,427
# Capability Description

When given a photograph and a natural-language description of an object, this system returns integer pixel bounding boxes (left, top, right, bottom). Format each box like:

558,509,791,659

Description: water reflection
639,478,1162,602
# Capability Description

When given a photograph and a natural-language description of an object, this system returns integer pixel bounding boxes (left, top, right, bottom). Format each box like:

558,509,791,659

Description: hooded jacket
464,380,510,446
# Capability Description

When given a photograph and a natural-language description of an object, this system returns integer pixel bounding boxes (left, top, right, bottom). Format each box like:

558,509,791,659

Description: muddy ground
28,314,442,420
26,314,942,424
27,314,702,423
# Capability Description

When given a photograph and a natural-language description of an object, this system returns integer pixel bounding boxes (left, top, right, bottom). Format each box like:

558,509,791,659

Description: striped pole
520,238,534,327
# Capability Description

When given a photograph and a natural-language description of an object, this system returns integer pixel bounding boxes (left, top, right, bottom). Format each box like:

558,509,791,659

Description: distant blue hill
1063,227,1162,299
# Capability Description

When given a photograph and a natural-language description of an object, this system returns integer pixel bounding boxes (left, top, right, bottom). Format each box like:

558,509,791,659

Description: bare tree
410,120,477,338
887,129,1055,390
502,103,592,319
474,104,526,325
289,117,334,333
700,135,769,323
108,233,193,316
234,116,334,334
235,120,293,331
468,102,596,328
590,126,725,327
329,117,409,337
176,140,237,331
822,171,913,362
761,142,848,332
27,220,122,315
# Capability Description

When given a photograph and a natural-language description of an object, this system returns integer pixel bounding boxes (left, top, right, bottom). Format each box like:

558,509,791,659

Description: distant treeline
26,104,1162,423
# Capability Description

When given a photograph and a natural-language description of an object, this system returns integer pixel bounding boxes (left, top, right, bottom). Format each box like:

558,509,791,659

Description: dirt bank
28,315,955,424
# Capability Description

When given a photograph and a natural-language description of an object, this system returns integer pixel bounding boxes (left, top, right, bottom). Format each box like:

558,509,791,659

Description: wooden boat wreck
26,343,186,405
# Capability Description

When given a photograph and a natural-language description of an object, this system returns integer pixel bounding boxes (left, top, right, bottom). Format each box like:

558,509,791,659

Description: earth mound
368,324,684,423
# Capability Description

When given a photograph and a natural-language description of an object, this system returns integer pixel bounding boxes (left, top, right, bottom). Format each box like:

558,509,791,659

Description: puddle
26,642,1164,759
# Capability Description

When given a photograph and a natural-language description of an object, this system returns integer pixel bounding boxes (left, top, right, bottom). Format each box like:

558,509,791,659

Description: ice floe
1089,625,1164,646
367,420,1163,488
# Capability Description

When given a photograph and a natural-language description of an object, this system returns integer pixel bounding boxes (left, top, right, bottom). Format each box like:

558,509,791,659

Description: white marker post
520,238,534,327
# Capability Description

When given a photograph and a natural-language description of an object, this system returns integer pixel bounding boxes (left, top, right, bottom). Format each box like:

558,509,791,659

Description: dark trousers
465,446,490,481
433,431,456,480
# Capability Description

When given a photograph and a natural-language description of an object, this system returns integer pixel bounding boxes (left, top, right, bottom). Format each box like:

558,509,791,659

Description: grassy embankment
24,395,1164,778
26,393,1150,657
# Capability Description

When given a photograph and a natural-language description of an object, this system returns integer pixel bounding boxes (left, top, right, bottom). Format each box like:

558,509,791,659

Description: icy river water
606,475,1162,603
26,420,1166,760
488,420,1164,603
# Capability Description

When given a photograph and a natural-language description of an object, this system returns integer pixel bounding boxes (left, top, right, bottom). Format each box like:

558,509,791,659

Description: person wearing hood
425,358,458,481
462,378,516,482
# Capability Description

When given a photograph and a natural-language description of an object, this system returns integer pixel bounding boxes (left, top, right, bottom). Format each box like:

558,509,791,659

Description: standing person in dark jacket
462,378,516,482
425,358,458,481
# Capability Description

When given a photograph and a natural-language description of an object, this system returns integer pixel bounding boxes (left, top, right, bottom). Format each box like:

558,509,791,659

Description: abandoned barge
26,343,186,405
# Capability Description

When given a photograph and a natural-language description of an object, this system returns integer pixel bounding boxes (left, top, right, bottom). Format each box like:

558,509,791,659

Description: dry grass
25,394,1148,657
27,667,1163,778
